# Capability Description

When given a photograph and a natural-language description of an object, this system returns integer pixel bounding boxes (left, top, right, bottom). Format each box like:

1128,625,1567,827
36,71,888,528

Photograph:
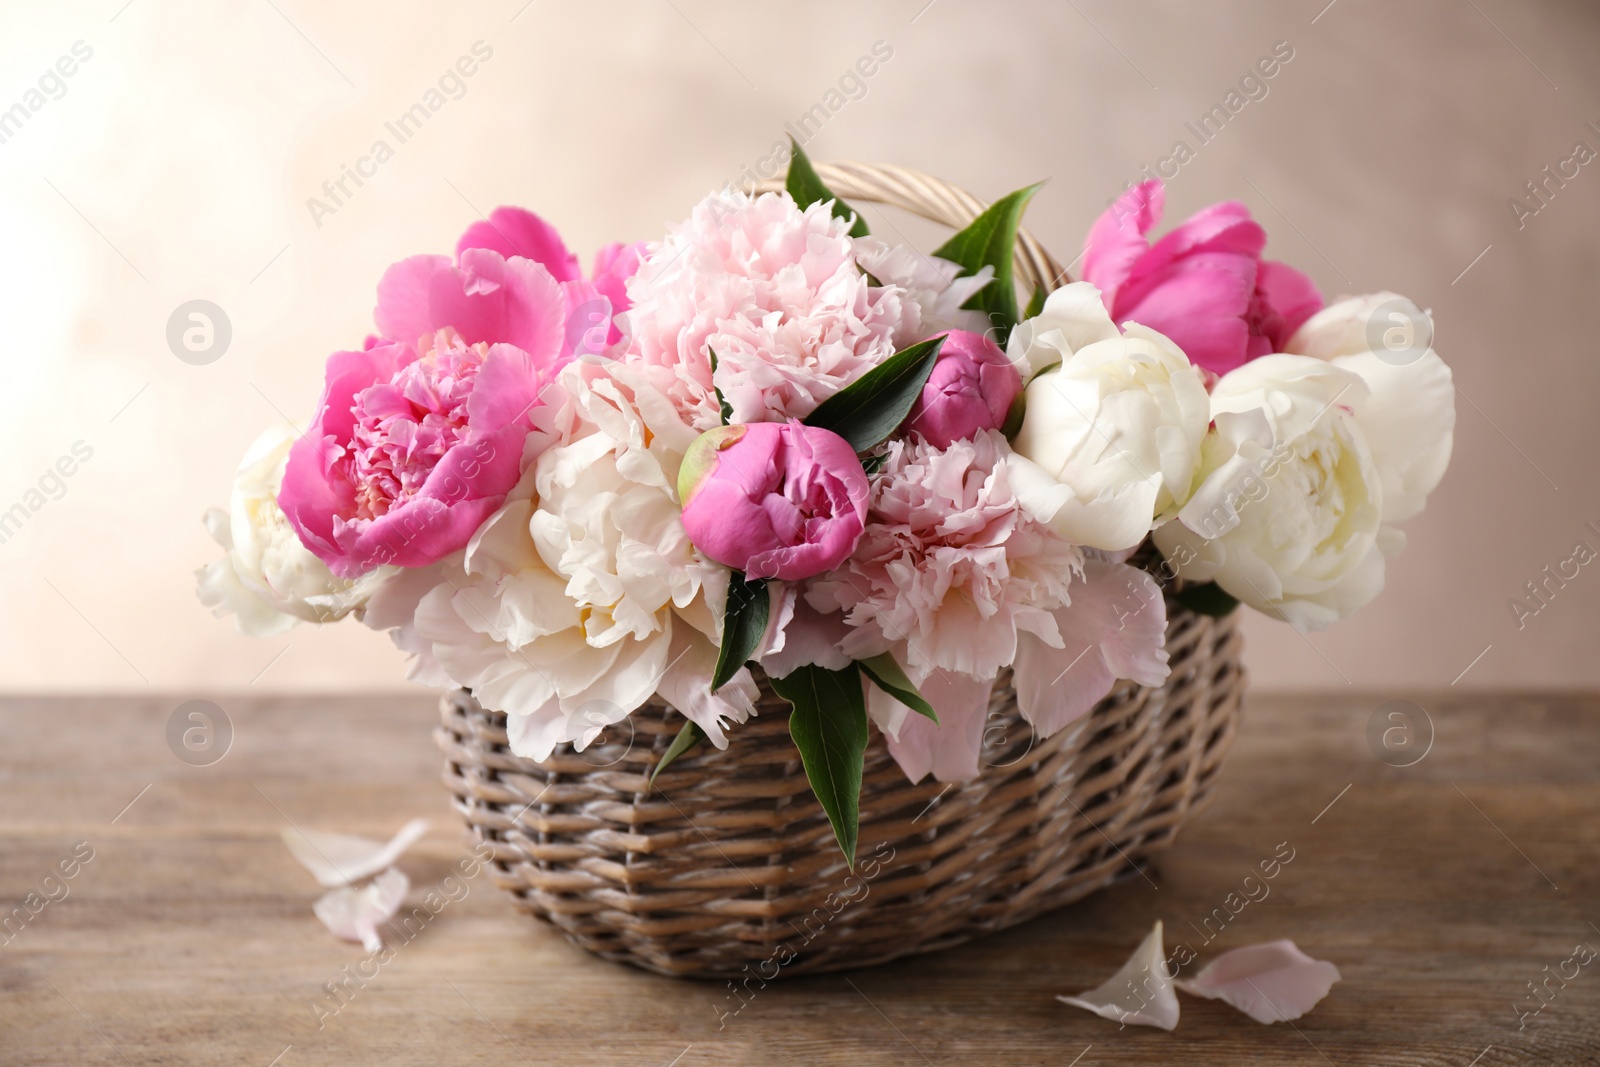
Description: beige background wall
1,0,1596,694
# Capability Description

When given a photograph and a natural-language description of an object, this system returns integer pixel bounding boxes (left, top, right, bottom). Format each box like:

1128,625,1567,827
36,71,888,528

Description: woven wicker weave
436,591,1243,979
432,164,1248,978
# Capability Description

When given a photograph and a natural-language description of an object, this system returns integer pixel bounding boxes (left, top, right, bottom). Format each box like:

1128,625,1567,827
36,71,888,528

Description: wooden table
1,691,1596,1066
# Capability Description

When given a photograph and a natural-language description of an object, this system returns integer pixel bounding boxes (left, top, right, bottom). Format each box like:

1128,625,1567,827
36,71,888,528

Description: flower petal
281,818,430,889
1013,560,1168,737
1057,921,1180,1031
1175,940,1341,1024
652,619,758,748
454,206,582,282
1082,180,1164,300
880,671,994,783
312,868,409,953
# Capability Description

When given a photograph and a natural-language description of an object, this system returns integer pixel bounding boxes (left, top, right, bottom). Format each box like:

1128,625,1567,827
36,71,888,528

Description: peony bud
678,421,869,581
903,330,1021,448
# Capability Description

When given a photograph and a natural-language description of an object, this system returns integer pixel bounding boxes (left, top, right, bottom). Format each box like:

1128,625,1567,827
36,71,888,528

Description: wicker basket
432,163,1249,978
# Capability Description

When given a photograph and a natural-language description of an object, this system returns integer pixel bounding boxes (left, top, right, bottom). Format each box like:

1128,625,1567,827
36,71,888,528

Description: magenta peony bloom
677,421,869,581
588,240,646,346
280,234,572,578
1082,180,1323,376
454,206,644,356
903,330,1021,448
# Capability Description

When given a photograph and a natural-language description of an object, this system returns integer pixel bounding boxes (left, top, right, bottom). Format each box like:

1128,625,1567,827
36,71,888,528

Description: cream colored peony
197,425,389,636
1007,282,1211,552
400,358,757,760
1154,292,1454,629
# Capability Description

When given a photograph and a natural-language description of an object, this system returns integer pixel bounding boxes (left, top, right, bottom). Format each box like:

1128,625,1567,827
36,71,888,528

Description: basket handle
753,160,1069,298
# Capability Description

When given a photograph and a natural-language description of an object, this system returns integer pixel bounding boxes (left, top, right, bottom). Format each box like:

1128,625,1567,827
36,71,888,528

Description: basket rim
751,158,1070,296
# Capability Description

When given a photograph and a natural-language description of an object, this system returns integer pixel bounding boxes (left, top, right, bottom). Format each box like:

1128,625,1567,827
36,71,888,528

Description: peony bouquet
199,145,1454,862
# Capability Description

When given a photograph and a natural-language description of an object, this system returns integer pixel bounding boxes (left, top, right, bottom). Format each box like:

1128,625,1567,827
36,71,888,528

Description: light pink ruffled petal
1175,940,1342,1024
312,868,409,953
1058,921,1180,1031
1012,560,1168,737
455,205,581,282
759,598,853,677
881,671,994,783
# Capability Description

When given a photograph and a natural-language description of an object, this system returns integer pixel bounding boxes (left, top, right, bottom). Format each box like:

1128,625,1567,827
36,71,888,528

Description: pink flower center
344,330,487,521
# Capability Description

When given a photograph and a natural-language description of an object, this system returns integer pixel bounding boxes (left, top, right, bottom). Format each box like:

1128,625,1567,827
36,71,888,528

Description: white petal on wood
282,818,429,888
1057,921,1180,1031
312,868,409,953
1175,939,1341,1024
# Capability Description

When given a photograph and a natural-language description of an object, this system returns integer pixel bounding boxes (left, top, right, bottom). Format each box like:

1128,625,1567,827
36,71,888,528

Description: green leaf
1175,581,1241,618
786,137,869,238
1023,283,1048,321
932,182,1044,344
771,664,868,866
860,452,888,476
802,335,946,453
649,718,706,788
712,572,769,691
857,654,938,724
707,347,733,426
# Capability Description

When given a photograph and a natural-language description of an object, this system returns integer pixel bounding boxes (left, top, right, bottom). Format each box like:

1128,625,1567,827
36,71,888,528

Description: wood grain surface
1,691,1596,1066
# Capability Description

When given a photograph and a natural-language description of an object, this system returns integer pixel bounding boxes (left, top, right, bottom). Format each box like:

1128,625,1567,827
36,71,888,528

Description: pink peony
589,240,646,346
903,330,1021,448
1082,180,1323,376
622,189,991,430
280,233,573,578
677,421,869,581
279,330,554,579
454,205,644,357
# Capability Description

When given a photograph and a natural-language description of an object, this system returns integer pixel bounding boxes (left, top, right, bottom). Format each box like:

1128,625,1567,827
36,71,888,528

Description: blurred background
0,0,1595,696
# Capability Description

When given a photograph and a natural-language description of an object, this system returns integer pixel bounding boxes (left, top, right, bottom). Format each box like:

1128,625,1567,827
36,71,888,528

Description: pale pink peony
621,189,990,430
679,420,869,582
1083,180,1323,376
903,330,1021,448
805,431,1172,784
807,430,1081,683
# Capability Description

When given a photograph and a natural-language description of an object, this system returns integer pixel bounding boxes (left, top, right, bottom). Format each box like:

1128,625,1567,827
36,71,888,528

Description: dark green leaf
932,182,1044,344
771,664,868,866
649,718,707,789
802,335,946,453
1175,581,1241,618
786,137,869,237
860,452,888,476
707,347,733,426
1023,283,1048,320
999,390,1025,439
857,654,938,724
712,572,769,691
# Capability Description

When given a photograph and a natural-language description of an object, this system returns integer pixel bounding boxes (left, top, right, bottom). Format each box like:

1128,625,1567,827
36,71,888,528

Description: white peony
197,426,389,636
1007,282,1211,552
1154,294,1454,629
403,358,757,760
